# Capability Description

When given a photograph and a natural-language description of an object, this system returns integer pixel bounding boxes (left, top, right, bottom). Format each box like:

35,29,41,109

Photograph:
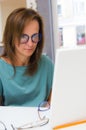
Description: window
76,26,86,45
73,0,85,16
57,0,86,47
57,5,62,15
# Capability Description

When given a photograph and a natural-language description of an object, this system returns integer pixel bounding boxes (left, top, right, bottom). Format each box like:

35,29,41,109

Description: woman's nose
26,37,33,46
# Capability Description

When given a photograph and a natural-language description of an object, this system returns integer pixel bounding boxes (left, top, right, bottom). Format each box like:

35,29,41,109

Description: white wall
0,0,26,42
63,26,77,47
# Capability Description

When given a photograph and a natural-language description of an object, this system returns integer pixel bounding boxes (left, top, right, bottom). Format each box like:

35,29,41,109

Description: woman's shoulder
39,54,54,75
39,54,54,70
0,57,6,64
41,54,53,64
0,57,12,68
0,57,13,65
0,57,4,63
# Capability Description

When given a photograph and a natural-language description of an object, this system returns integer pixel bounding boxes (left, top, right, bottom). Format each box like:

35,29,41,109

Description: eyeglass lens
38,101,50,111
38,101,50,120
20,33,41,44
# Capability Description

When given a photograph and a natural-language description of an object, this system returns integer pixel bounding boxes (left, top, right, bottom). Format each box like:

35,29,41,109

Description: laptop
50,46,86,128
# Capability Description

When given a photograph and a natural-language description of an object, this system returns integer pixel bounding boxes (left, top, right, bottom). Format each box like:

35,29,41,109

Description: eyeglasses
20,33,41,44
0,101,50,130
0,121,7,130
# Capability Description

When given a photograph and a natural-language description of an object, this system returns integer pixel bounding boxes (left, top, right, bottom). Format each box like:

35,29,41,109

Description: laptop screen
51,46,86,128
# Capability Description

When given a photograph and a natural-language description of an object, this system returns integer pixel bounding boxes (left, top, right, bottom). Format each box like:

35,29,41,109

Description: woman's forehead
22,20,39,34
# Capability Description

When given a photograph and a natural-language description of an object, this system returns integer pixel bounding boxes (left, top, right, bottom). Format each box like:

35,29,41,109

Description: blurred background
0,0,86,62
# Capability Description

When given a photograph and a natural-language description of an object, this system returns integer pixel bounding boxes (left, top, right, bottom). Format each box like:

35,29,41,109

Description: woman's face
15,20,39,61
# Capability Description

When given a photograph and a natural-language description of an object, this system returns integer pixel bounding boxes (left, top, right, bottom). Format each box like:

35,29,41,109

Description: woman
0,7,54,106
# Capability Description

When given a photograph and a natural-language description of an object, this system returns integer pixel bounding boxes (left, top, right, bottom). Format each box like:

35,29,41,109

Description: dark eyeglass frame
20,33,41,44
38,101,50,120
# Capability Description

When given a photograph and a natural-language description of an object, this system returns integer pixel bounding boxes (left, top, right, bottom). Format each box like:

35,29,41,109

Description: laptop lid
51,46,86,128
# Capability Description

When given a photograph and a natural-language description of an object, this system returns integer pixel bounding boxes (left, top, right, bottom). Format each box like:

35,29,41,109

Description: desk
0,106,51,130
0,106,86,130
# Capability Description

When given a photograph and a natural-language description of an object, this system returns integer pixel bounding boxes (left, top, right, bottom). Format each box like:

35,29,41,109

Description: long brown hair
2,7,44,76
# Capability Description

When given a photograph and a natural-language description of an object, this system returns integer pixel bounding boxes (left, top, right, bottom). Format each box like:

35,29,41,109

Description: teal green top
0,55,54,106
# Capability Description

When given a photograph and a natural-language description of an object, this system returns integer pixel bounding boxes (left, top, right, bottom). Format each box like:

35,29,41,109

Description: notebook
50,46,86,128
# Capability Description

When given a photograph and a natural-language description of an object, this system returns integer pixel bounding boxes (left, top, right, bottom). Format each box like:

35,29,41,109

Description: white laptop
50,46,86,128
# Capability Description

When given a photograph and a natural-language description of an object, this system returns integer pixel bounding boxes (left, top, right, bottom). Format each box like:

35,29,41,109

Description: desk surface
0,106,51,130
0,106,86,130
